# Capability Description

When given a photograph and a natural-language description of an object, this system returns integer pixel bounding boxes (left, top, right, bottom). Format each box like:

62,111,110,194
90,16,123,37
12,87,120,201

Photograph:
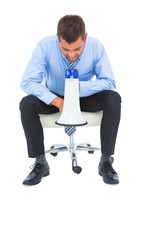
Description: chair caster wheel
88,150,94,154
50,146,58,157
50,152,58,156
87,144,94,154
72,166,82,174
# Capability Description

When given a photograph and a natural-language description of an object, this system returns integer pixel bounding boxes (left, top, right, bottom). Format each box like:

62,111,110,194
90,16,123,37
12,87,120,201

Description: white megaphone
56,69,87,126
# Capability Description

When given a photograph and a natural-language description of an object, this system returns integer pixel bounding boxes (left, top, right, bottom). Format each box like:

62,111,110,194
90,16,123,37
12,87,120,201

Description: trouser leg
100,91,121,155
19,95,58,158
80,90,121,156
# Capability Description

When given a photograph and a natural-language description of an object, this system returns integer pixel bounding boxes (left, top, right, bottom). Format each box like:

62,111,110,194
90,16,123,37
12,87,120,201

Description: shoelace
29,163,36,169
29,163,42,173
102,161,117,174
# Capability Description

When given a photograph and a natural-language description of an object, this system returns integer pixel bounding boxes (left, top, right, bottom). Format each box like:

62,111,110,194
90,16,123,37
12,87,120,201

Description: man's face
59,34,87,62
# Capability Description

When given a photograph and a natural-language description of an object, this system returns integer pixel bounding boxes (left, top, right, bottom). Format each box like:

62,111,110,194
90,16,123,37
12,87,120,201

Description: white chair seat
39,111,102,128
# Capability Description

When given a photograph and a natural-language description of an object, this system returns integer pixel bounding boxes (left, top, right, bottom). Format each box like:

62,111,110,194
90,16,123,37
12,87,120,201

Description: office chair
39,111,102,174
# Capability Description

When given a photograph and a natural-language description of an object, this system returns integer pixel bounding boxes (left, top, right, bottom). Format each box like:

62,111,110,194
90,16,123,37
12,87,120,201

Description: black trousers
19,90,121,158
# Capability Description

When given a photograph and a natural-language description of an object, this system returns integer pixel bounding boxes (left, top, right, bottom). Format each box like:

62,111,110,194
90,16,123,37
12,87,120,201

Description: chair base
45,135,100,174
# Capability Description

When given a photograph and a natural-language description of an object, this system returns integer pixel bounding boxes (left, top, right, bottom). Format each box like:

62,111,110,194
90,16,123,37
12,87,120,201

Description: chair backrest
39,111,102,128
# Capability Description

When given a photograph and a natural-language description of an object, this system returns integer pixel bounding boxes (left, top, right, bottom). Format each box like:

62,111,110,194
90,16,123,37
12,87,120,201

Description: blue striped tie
68,62,74,69
64,62,76,136
64,125,76,136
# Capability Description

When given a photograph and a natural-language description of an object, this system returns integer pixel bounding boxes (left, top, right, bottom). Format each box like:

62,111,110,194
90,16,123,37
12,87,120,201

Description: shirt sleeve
79,41,116,97
79,78,116,97
21,41,57,104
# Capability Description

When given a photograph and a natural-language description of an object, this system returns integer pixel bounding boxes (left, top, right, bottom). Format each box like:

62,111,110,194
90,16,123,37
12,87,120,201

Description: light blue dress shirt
21,35,116,105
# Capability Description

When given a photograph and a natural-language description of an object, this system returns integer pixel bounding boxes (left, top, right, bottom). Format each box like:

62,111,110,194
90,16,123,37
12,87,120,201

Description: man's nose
68,51,75,58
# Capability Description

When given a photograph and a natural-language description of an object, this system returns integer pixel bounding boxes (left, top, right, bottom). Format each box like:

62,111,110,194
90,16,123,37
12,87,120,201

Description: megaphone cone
56,69,87,126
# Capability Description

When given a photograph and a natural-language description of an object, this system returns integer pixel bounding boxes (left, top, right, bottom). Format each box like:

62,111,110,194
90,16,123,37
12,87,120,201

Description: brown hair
57,15,85,44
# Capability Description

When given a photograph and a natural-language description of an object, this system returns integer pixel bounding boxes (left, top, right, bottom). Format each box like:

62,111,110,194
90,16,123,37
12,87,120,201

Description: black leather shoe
99,158,119,184
23,163,50,186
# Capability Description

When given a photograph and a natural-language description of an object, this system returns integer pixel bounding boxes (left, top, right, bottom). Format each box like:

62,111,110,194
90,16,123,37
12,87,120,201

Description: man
20,14,121,186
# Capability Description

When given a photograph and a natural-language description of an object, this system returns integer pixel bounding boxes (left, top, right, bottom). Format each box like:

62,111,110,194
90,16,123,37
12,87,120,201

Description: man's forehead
59,37,84,50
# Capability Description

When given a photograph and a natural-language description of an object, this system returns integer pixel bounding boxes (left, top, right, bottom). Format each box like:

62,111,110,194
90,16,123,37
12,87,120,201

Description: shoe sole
99,170,119,184
44,170,50,177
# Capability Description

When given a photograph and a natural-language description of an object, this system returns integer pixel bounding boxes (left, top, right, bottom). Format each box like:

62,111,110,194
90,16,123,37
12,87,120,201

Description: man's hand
50,97,64,112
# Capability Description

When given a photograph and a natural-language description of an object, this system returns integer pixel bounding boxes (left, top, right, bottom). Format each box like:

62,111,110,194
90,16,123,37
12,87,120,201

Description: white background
0,0,160,239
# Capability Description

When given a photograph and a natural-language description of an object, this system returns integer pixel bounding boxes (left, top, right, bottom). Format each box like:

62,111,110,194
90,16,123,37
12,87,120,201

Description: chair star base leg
45,134,100,174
